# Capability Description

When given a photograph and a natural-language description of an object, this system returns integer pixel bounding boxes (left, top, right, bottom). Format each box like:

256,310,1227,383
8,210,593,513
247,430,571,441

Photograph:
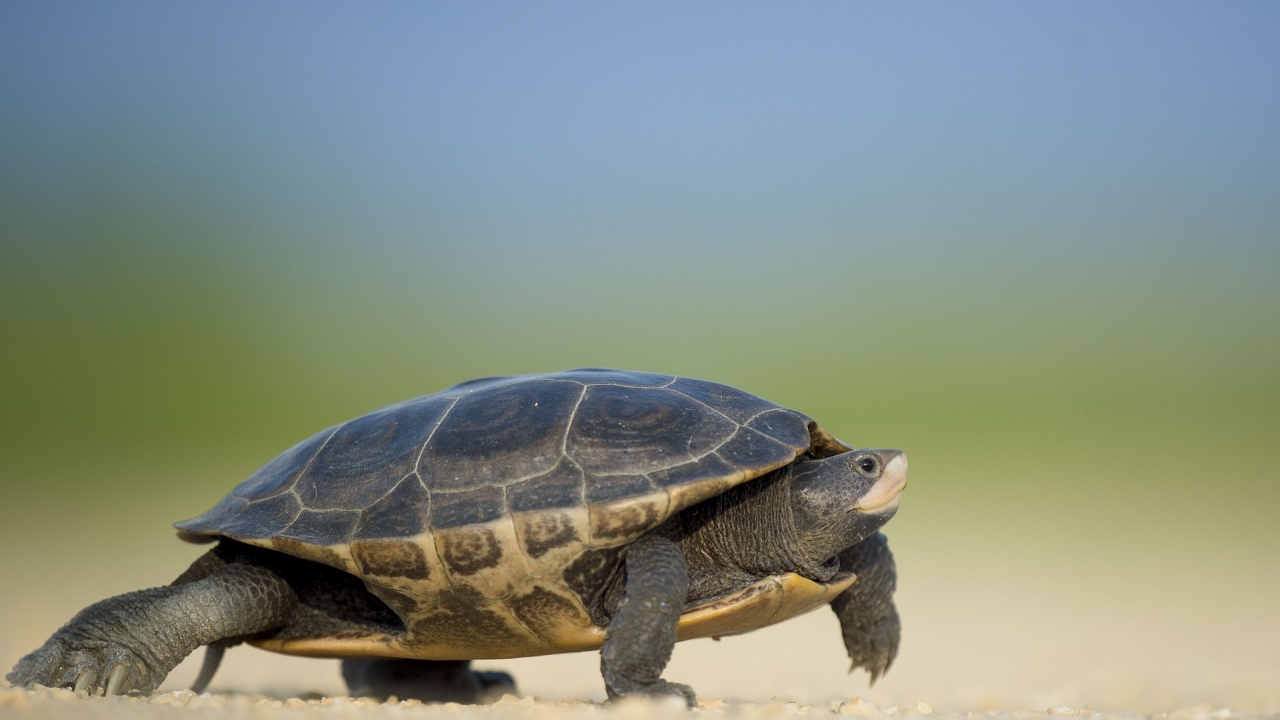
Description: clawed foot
606,679,698,709
844,608,900,684
7,633,162,696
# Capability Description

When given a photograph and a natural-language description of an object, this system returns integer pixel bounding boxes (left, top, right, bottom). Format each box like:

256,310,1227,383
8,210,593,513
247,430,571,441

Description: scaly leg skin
599,533,696,708
6,552,297,696
342,658,515,704
830,532,900,683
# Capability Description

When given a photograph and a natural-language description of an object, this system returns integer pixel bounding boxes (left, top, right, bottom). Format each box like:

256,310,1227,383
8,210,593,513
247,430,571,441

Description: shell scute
283,508,360,546
351,539,431,581
231,430,333,500
295,399,447,510
407,589,544,658
513,511,581,559
589,494,669,544
506,585,593,645
648,452,740,489
582,474,657,504
419,379,581,493
220,492,303,540
666,376,782,424
567,385,736,476
353,476,429,540
714,425,800,471
429,485,505,529
563,546,624,609
435,525,504,576
504,458,585,512
744,408,819,450
270,537,345,570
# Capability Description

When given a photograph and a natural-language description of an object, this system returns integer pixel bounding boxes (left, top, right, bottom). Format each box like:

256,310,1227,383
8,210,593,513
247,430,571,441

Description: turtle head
789,449,907,564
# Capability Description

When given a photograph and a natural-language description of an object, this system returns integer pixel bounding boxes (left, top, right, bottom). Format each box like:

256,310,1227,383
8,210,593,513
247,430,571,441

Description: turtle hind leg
6,545,298,696
341,659,516,704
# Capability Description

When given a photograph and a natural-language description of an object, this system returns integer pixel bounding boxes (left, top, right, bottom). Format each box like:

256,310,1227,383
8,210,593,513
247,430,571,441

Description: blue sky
5,2,1277,267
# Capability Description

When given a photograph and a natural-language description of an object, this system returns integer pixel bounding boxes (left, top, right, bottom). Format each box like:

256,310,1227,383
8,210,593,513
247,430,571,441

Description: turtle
8,368,906,706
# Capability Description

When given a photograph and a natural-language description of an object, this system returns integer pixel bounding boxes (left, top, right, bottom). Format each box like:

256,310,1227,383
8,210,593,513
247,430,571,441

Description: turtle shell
175,368,851,659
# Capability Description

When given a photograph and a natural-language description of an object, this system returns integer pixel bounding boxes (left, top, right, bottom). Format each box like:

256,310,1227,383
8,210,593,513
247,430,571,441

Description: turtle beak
853,451,907,513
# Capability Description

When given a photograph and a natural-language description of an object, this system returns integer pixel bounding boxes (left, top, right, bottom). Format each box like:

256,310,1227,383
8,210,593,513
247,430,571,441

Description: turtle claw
105,665,127,696
648,680,698,709
607,679,698,709
72,670,97,695
6,632,159,696
845,632,896,686
860,659,888,687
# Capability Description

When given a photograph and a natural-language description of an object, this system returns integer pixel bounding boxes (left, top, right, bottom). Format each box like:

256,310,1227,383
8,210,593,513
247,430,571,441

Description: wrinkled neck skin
658,463,842,605
790,455,898,567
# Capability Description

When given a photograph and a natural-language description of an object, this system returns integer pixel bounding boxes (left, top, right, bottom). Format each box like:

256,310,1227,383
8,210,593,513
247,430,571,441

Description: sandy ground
1,686,1273,720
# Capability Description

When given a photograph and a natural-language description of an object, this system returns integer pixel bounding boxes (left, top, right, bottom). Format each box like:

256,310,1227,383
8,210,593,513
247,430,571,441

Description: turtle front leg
599,533,695,707
830,532,900,683
7,548,297,695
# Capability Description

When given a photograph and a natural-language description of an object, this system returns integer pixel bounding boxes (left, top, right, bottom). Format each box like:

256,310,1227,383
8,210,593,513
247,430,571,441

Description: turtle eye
855,455,879,476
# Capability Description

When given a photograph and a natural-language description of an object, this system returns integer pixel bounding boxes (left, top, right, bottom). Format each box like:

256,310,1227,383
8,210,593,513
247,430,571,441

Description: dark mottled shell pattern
175,369,850,658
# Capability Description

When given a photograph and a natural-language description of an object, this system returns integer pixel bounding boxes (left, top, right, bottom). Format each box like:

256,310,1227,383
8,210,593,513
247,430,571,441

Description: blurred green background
2,1,1277,711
